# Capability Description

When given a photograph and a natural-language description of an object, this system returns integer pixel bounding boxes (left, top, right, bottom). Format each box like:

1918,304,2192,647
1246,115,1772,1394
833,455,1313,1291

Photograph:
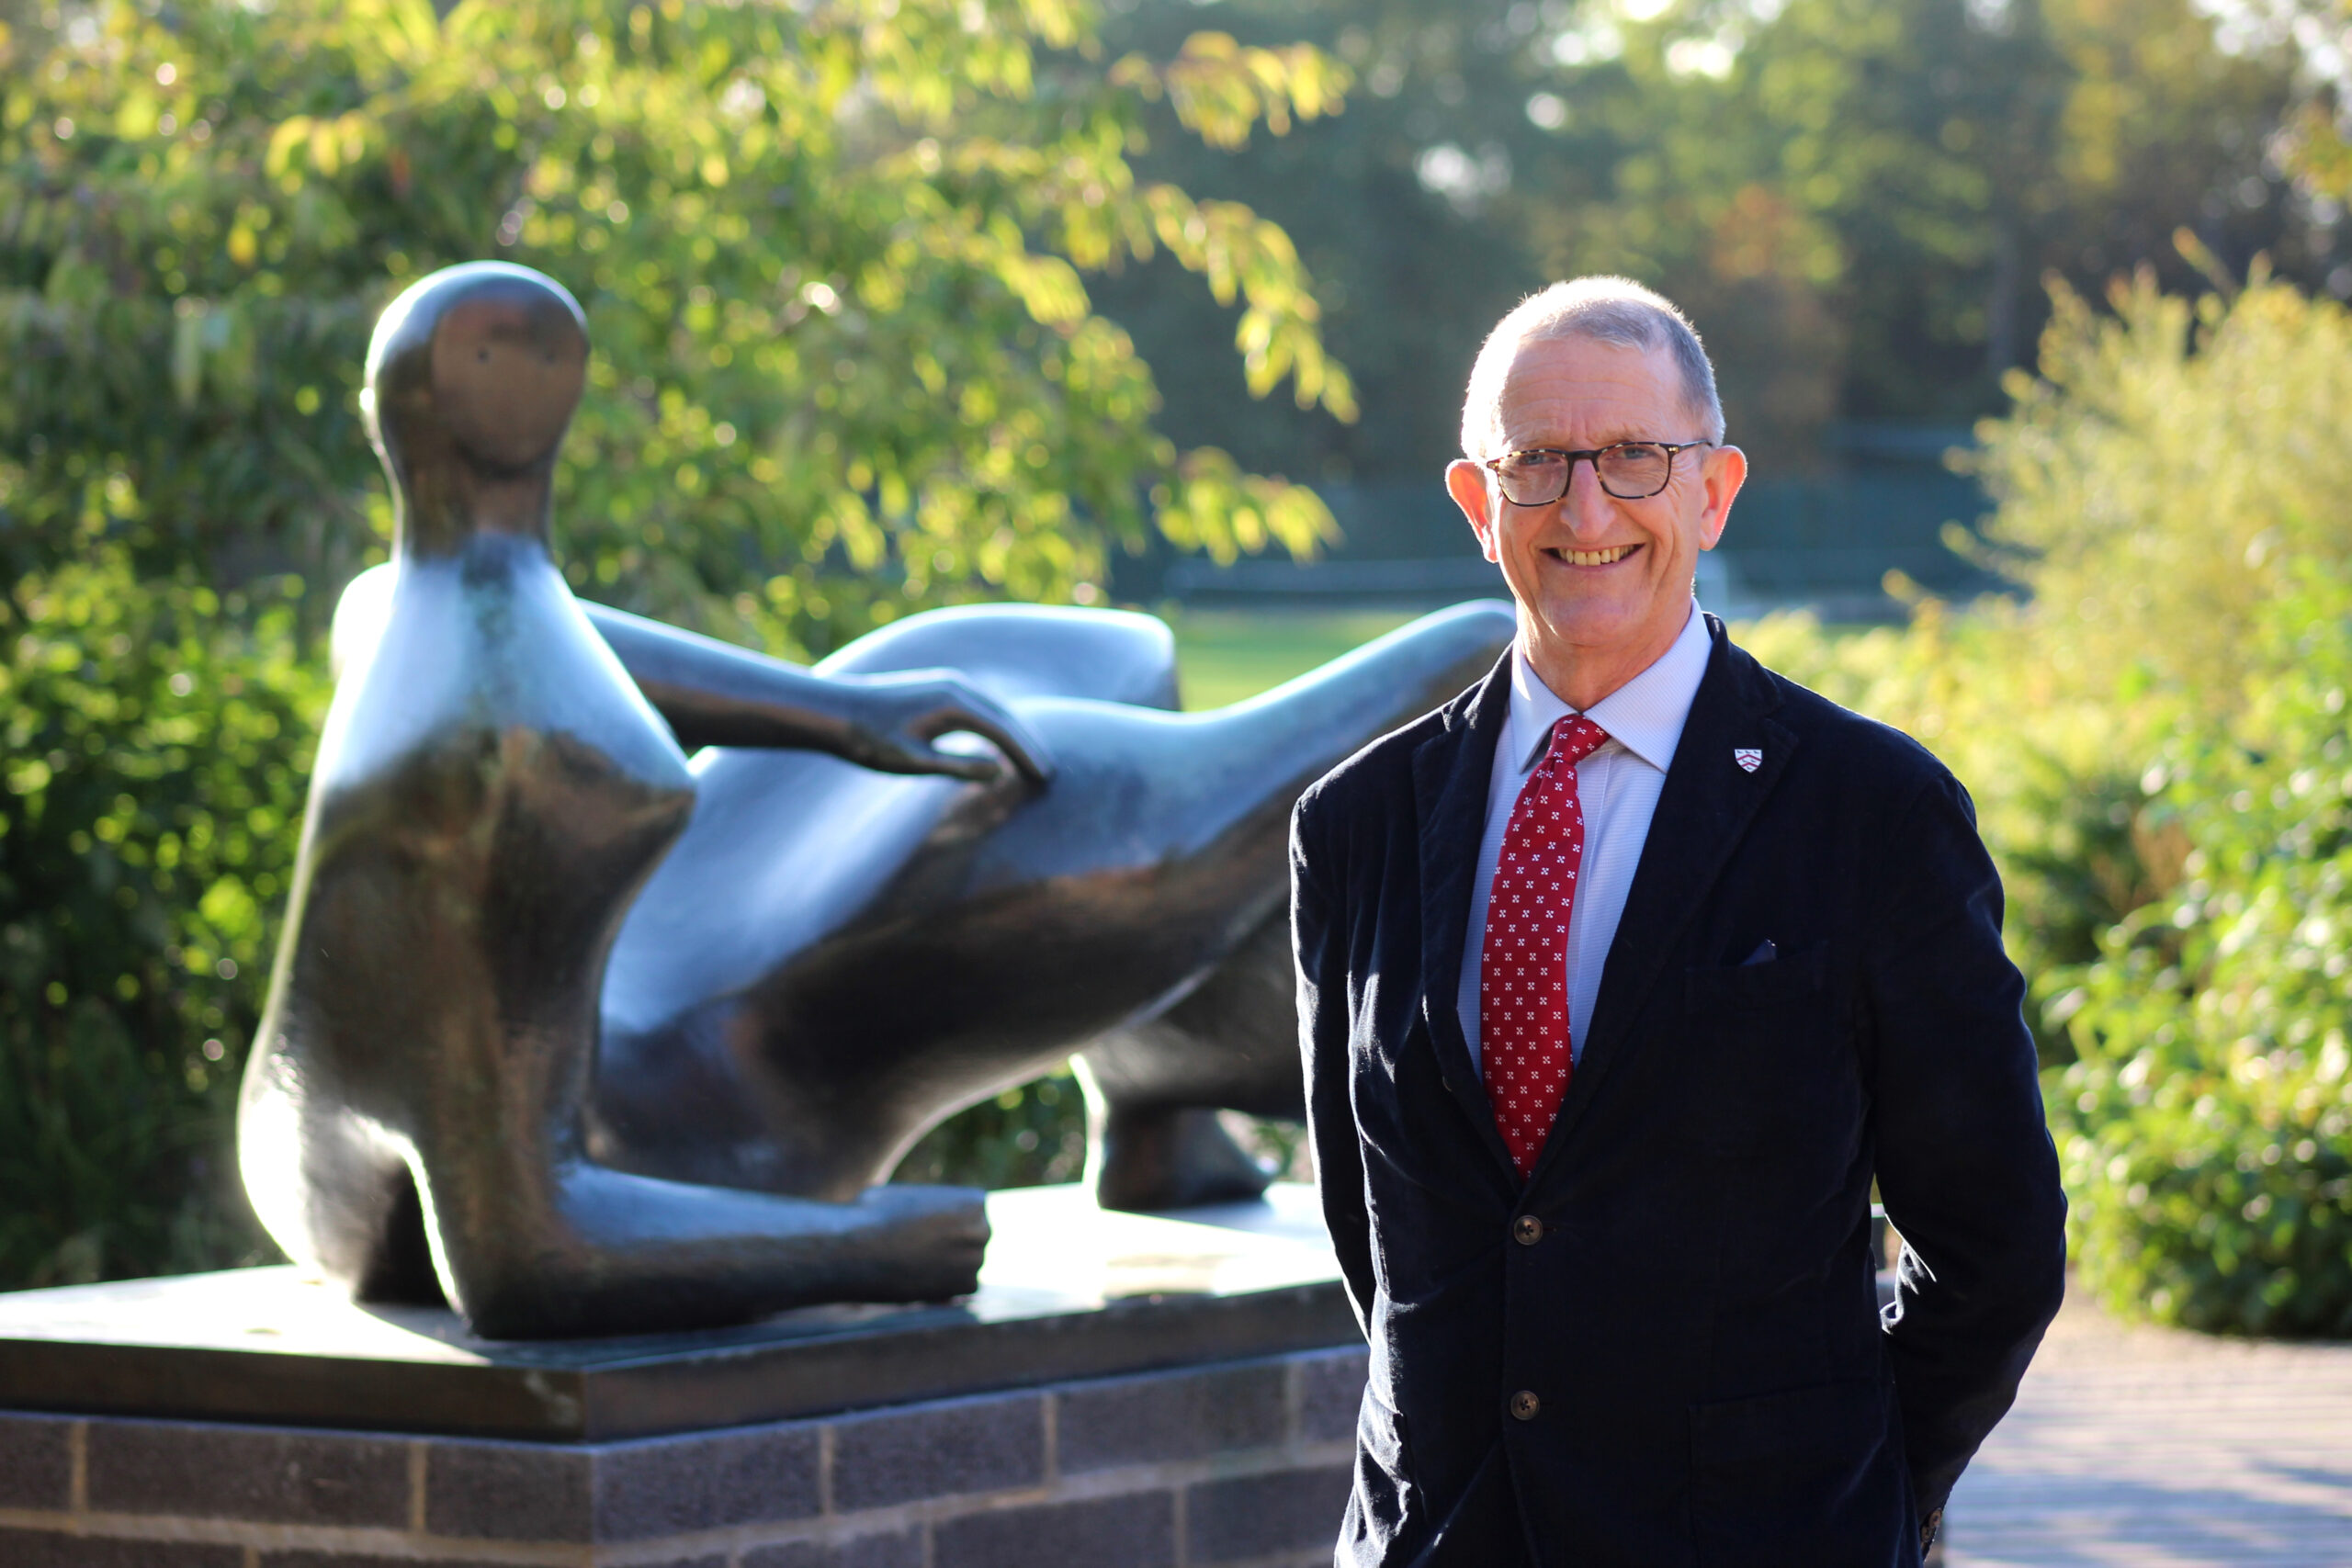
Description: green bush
2047,566,2352,1336
893,1071,1091,1190
0,547,327,1287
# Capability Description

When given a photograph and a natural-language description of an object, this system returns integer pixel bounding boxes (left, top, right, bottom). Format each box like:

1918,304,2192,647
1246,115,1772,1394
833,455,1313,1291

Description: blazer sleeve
1866,770,2069,1521
1292,795,1377,1338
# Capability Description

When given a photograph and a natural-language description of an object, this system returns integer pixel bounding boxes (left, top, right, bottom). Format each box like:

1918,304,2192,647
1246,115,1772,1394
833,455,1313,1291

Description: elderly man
1291,277,2066,1566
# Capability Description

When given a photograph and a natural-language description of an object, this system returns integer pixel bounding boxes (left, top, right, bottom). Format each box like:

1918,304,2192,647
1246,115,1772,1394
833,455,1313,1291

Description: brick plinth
0,1347,1366,1568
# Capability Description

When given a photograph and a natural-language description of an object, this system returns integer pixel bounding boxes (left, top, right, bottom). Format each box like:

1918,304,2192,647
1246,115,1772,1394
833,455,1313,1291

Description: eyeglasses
1483,441,1713,505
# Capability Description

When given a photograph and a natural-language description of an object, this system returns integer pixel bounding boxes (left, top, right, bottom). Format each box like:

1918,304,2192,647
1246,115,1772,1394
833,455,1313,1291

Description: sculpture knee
1079,914,1305,1119
818,604,1180,709
1082,1102,1272,1213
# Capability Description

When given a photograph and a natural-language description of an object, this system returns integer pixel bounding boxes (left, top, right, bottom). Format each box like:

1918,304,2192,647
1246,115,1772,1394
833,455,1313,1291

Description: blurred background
4,0,2350,1340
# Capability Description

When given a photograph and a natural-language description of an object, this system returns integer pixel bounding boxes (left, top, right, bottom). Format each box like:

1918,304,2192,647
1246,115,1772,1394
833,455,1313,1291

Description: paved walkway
1946,1283,2352,1566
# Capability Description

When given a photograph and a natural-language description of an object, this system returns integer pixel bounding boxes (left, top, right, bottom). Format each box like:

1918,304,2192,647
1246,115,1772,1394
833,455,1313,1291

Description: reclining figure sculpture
239,261,1512,1337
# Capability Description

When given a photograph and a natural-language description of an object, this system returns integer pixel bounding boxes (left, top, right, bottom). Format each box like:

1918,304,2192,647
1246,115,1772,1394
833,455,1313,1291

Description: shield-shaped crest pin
1734,748,1762,773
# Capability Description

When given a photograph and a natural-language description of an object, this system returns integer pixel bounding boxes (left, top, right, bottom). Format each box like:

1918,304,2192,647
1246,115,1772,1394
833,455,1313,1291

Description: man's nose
1559,460,1617,534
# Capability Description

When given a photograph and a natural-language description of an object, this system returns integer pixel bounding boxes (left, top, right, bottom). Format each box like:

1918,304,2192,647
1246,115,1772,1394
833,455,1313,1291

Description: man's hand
835,669,1055,788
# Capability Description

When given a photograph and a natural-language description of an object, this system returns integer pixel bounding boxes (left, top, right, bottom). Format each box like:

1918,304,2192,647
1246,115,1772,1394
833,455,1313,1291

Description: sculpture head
361,262,590,556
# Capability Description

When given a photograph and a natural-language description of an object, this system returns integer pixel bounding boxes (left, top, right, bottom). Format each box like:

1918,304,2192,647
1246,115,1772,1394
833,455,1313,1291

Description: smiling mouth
1544,544,1640,567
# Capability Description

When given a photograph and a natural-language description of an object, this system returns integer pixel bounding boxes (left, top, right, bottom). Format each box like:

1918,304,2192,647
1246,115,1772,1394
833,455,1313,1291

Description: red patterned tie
1480,714,1610,1180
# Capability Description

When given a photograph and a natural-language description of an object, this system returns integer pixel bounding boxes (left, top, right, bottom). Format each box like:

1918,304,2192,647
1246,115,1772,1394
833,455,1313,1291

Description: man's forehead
1495,336,1687,445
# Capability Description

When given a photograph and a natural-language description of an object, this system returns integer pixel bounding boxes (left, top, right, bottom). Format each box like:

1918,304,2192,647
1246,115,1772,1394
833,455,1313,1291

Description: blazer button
1512,1214,1544,1246
1510,1389,1541,1421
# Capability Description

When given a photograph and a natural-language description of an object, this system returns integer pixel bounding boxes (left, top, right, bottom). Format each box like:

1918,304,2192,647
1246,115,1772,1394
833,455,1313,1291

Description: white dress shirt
1456,603,1713,1074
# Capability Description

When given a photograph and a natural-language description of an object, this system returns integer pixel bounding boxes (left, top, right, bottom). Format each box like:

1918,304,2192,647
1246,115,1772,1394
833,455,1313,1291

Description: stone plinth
0,1186,1366,1567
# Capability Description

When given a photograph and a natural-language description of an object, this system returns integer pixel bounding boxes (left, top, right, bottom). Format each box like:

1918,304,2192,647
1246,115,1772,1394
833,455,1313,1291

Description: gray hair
1458,276,1724,458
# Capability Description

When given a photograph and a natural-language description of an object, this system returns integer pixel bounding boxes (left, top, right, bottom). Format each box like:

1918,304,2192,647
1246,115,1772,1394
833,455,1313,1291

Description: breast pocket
1678,941,1842,1155
1683,939,1828,1011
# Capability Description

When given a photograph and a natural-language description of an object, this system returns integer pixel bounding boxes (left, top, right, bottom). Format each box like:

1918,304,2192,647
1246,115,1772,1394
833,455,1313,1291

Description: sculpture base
0,1185,1364,1567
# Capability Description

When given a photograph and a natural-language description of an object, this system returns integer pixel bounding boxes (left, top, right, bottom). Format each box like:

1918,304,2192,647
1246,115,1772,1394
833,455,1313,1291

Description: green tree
1970,258,2352,710
0,0,1353,646
1089,0,2324,485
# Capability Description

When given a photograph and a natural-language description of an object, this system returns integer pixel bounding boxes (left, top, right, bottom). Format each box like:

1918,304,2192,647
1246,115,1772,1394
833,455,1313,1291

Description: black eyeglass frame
1482,439,1715,505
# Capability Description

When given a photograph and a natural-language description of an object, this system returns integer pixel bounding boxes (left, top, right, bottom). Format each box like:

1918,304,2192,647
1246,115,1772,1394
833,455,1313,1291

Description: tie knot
1543,715,1609,771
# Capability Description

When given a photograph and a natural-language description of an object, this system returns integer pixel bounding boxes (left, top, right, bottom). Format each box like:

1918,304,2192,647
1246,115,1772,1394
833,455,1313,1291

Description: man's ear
1445,459,1499,563
1697,445,1747,550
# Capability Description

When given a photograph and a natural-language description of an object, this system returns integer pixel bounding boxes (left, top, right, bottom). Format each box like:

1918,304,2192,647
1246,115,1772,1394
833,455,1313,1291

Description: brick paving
1946,1282,2352,1567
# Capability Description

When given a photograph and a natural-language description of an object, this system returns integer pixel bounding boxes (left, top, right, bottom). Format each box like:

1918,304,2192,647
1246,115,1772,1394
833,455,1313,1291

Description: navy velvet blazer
1291,616,2067,1567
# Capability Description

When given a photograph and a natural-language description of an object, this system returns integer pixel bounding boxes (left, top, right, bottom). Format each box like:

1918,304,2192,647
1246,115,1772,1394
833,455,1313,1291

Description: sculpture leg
1069,604,1519,1211
595,601,1515,1218
816,602,1180,709
1077,911,1302,1210
820,604,1496,1212
828,602,1265,1208
247,1032,989,1336
410,1145,987,1339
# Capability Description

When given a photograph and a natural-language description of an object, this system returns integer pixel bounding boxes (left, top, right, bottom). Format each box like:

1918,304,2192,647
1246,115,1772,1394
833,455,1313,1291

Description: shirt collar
1505,601,1712,776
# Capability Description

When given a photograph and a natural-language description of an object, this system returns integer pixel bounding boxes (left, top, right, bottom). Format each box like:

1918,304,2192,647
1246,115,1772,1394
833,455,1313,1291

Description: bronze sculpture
243,261,1512,1337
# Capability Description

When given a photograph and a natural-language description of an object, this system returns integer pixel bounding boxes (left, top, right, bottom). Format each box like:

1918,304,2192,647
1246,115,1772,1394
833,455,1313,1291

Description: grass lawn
1167,608,1423,710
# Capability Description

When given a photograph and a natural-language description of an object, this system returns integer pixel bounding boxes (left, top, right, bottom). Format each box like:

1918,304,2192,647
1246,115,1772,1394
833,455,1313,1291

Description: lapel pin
1733,748,1762,773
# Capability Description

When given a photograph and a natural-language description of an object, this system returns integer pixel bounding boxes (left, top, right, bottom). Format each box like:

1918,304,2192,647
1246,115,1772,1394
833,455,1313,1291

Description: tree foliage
0,547,327,1286
0,0,1351,649
1971,254,2352,708
1091,0,2327,485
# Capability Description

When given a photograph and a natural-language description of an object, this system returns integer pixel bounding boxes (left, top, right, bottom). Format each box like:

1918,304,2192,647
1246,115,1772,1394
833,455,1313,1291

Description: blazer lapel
1536,618,1798,1164
1414,650,1518,1175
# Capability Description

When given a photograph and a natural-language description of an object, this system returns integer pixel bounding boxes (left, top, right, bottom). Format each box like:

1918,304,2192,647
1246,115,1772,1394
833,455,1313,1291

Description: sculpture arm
582,601,1052,786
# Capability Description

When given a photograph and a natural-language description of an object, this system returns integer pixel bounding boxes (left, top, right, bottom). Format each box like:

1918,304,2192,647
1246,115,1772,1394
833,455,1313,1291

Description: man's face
1445,335,1745,702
